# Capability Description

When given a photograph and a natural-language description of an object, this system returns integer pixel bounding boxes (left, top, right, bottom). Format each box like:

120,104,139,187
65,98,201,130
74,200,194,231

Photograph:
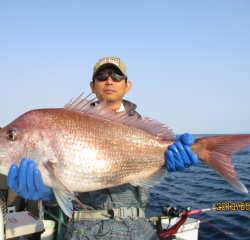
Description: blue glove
7,158,55,201
166,133,199,171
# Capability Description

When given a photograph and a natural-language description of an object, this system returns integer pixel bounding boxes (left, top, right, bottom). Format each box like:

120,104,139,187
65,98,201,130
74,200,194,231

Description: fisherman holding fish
7,57,199,239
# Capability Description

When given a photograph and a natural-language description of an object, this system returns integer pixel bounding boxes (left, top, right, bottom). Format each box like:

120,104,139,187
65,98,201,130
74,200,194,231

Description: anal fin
131,167,168,189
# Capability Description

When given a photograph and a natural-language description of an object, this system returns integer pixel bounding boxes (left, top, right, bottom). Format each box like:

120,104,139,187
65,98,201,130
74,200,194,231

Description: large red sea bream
0,92,249,217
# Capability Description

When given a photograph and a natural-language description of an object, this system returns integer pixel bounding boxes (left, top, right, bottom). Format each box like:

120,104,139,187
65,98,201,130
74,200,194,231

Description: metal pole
39,200,44,220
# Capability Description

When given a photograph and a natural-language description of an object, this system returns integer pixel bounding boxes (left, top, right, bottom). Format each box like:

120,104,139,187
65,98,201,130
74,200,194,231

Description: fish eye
6,131,17,141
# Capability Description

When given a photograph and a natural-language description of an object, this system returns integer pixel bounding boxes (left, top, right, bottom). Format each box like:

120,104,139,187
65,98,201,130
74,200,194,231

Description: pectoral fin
44,161,94,219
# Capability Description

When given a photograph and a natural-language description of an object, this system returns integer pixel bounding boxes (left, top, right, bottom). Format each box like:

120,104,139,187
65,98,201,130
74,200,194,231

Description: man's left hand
166,133,199,171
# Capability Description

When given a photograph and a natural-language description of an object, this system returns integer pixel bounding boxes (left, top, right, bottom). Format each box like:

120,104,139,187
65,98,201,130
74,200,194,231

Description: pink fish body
0,108,174,191
0,92,249,217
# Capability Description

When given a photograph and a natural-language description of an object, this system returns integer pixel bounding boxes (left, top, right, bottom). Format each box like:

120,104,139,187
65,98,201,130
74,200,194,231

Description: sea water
146,134,250,240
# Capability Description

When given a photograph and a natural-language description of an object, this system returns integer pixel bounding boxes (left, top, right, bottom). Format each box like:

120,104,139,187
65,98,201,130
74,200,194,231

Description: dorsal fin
64,92,175,139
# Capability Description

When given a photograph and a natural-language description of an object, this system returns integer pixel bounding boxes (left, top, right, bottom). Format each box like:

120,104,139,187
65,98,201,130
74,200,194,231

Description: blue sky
0,0,249,134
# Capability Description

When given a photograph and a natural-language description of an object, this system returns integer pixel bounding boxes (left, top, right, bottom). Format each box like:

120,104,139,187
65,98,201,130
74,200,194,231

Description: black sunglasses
94,71,127,81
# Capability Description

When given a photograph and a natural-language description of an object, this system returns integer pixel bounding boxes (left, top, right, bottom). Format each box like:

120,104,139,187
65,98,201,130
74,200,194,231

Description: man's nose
105,76,113,84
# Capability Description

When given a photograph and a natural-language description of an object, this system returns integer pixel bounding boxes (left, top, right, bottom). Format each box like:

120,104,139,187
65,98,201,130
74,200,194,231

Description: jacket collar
121,99,137,113
91,99,137,114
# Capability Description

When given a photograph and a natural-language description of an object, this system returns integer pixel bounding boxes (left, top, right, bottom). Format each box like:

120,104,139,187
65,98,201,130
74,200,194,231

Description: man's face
90,67,132,109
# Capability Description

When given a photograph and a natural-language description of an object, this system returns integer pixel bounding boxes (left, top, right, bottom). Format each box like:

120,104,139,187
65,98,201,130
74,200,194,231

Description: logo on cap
99,58,119,67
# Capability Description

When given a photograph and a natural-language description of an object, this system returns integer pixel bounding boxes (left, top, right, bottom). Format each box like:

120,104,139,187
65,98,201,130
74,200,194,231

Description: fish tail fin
193,134,250,193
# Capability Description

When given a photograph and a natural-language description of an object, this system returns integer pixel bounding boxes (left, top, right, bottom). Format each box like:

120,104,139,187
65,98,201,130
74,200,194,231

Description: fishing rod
148,204,216,240
183,206,216,216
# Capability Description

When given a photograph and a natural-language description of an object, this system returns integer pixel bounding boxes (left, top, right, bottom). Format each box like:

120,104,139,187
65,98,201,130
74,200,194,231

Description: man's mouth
104,89,116,93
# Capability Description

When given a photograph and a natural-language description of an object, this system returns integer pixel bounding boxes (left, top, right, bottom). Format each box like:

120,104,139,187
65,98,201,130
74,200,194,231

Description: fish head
0,110,49,175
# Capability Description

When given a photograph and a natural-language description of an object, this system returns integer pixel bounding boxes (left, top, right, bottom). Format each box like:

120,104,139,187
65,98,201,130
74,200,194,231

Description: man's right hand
7,158,55,201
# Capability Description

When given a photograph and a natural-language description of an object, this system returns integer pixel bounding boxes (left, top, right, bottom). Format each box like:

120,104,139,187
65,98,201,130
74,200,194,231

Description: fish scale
1,92,250,217
38,109,166,191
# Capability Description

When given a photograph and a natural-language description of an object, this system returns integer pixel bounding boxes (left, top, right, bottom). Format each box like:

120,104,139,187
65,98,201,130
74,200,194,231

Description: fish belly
37,109,169,192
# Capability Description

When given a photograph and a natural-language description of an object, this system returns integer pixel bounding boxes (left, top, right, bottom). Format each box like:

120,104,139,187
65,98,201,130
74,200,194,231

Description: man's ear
90,81,95,93
125,81,132,94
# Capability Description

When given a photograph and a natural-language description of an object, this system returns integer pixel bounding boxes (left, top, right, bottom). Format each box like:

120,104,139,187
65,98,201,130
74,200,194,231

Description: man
8,56,198,239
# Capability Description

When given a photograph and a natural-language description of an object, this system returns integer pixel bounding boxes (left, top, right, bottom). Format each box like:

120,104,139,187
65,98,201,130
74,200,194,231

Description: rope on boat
0,190,6,224
196,218,250,235
177,217,250,239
